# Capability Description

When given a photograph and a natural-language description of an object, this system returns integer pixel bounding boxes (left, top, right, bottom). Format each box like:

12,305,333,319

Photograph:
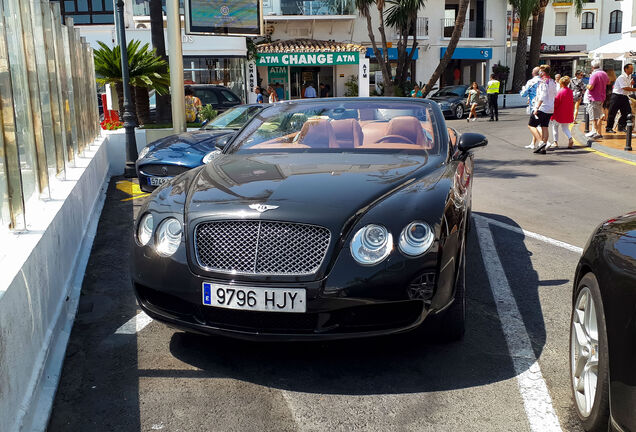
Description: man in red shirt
585,59,609,140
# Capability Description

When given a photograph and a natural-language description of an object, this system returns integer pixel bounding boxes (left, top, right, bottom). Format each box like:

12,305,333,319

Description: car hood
185,152,439,226
141,129,236,166
430,95,461,104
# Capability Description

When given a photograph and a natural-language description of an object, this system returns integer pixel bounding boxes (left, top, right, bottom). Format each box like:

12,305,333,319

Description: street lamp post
115,0,138,177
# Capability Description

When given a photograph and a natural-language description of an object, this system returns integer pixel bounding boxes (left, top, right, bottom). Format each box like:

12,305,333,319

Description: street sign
185,0,263,36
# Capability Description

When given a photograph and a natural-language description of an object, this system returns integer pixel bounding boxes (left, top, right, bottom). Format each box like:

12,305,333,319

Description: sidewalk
572,120,636,163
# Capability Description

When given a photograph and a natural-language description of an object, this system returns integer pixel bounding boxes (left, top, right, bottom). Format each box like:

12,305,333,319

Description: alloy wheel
570,286,599,418
455,105,464,119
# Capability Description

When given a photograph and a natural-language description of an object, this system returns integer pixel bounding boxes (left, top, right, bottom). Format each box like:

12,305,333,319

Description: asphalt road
48,108,636,432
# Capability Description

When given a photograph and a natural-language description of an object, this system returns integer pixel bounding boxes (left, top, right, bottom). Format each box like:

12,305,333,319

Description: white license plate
147,176,171,186
202,283,306,313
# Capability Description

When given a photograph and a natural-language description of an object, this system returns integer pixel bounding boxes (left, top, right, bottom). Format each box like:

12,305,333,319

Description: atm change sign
257,52,359,66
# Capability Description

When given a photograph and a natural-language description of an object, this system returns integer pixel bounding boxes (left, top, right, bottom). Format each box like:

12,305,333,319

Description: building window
609,10,622,34
555,12,567,36
581,12,594,29
52,0,114,25
132,0,185,16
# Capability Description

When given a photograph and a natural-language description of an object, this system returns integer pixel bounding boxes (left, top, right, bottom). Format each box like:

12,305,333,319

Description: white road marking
474,216,563,432
115,311,153,334
474,214,583,254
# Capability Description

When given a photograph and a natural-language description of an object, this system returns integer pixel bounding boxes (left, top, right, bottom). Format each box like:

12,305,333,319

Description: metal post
166,0,185,133
625,114,633,152
115,0,138,177
584,109,590,134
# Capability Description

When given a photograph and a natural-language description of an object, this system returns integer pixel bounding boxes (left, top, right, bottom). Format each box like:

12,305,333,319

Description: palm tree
422,0,469,97
385,0,427,93
149,0,171,123
94,40,170,125
355,0,394,96
528,0,583,76
509,0,539,92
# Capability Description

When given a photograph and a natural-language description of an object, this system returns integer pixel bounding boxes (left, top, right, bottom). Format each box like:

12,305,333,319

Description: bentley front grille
194,221,331,275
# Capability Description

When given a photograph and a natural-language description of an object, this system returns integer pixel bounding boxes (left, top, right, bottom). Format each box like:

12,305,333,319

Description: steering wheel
375,135,415,145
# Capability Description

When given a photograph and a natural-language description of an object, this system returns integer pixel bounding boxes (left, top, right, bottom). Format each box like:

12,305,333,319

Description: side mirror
457,132,488,153
215,135,231,151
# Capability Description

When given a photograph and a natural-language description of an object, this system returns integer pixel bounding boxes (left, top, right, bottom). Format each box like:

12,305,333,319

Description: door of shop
290,67,334,98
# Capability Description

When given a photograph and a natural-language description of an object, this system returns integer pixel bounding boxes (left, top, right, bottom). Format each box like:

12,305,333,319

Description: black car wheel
569,272,610,432
454,105,465,119
438,243,466,341
483,105,491,116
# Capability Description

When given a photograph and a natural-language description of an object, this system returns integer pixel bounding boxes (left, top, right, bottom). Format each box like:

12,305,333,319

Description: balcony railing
554,24,567,36
442,18,492,38
415,17,429,38
276,0,354,16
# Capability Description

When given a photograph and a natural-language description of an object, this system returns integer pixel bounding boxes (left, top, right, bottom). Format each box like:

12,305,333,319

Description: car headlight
439,102,450,109
137,213,153,246
138,146,150,160
155,217,182,256
350,224,393,265
202,150,221,164
399,221,434,256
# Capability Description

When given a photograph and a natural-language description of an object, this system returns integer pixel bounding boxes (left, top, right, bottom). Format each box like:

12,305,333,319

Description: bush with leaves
344,75,358,97
199,105,218,123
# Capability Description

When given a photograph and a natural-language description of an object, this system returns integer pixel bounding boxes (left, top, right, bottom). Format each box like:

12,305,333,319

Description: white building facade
540,0,625,76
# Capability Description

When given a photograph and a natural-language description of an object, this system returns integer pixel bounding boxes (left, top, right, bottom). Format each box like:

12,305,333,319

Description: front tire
438,245,466,341
454,104,464,119
570,272,610,432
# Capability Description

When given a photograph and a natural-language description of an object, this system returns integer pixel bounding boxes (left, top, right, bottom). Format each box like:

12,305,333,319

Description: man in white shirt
606,63,636,133
521,67,541,148
529,65,557,154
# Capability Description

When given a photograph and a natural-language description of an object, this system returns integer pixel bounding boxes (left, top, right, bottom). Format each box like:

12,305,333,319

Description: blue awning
366,47,419,61
439,47,492,60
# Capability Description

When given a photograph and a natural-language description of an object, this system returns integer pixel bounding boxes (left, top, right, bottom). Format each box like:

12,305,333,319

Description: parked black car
136,104,265,192
185,84,242,112
570,211,636,432
429,85,490,120
131,98,487,341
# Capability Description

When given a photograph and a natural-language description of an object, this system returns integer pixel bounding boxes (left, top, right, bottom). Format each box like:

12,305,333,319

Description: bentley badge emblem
249,204,279,213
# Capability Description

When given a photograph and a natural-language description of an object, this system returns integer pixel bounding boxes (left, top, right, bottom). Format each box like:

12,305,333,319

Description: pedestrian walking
304,82,317,98
319,82,331,98
585,59,609,140
529,65,558,154
521,66,541,149
606,63,636,133
267,85,279,103
602,69,616,125
486,73,500,121
569,71,586,123
184,87,202,123
254,87,264,104
550,76,575,149
466,82,480,122
275,83,285,101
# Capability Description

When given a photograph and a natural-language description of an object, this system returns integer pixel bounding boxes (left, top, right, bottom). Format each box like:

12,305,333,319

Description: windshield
204,106,259,130
431,86,466,97
230,100,440,154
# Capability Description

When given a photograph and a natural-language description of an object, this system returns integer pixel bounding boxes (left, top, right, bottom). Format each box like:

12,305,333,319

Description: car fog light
350,224,393,265
155,217,182,256
399,221,434,256
137,213,153,246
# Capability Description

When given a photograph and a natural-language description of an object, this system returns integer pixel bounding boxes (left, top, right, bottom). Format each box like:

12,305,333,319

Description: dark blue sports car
136,104,266,192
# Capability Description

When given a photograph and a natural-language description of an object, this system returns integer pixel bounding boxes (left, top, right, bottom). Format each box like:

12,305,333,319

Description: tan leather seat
297,119,335,148
385,116,425,147
331,119,363,148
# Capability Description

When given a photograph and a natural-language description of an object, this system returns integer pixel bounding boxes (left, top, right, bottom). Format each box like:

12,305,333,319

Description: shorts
528,110,551,127
586,100,603,120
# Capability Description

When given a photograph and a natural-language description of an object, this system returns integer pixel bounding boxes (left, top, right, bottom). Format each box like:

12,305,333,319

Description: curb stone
570,122,636,163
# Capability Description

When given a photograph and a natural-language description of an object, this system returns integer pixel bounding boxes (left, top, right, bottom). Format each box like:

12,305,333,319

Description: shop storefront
439,47,492,87
538,44,587,77
253,40,369,102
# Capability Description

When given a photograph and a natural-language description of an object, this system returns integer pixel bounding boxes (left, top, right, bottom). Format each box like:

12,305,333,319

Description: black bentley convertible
570,211,636,432
131,98,487,341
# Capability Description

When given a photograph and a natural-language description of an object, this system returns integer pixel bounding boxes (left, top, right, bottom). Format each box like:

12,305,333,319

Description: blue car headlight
350,224,393,265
